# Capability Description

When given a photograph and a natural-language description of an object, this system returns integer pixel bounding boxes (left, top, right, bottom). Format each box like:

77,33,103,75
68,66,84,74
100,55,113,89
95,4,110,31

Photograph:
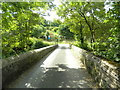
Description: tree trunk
79,22,84,47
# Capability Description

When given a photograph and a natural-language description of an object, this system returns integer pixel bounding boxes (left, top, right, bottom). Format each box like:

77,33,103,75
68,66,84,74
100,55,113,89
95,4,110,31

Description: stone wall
2,45,58,88
71,45,120,88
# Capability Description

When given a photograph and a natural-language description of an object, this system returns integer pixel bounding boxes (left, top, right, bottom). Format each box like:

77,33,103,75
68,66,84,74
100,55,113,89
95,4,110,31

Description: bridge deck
8,44,98,88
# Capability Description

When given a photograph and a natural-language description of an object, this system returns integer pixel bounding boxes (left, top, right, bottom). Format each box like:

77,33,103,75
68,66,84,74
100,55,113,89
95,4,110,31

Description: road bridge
3,44,120,89
7,44,98,88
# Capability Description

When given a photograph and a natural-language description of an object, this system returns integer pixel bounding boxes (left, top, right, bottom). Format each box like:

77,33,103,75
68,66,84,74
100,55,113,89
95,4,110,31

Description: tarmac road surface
7,44,98,88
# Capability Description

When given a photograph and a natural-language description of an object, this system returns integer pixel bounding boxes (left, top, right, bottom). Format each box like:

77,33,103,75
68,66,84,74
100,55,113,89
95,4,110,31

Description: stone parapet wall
2,45,58,88
71,45,120,88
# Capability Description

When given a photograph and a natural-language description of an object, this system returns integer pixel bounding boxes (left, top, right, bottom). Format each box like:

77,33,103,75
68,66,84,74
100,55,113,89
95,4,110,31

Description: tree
59,24,74,40
56,1,120,62
57,2,106,48
2,2,49,58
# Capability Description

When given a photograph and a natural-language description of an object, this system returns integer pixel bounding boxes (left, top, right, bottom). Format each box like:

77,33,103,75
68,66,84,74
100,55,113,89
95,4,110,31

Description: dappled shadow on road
28,64,97,88
7,44,98,88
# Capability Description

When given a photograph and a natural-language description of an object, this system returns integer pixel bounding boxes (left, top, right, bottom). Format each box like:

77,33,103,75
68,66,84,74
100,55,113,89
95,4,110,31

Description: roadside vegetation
1,1,120,63
56,2,120,63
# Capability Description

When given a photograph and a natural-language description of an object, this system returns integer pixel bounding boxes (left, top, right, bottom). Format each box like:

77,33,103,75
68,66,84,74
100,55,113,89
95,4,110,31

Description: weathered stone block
71,45,120,88
2,45,58,88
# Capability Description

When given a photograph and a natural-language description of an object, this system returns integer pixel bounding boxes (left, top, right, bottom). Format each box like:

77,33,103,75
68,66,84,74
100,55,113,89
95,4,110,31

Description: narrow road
8,44,97,88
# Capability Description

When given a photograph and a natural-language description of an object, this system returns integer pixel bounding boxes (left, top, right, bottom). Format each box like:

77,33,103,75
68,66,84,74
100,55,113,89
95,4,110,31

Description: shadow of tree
7,45,98,88
33,64,97,88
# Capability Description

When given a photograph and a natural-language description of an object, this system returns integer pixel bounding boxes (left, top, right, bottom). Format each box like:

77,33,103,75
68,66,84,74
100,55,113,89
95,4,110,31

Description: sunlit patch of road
41,44,81,69
8,44,98,88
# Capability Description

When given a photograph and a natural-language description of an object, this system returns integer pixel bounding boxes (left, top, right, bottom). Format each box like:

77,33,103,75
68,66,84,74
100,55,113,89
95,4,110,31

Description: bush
33,40,45,49
2,37,51,59
30,38,49,49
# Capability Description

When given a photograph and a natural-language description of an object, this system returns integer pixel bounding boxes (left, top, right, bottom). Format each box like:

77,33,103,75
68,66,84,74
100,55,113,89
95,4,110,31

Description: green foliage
2,2,51,58
2,1,120,63
57,2,120,62
31,25,45,38
31,39,49,49
59,24,74,40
